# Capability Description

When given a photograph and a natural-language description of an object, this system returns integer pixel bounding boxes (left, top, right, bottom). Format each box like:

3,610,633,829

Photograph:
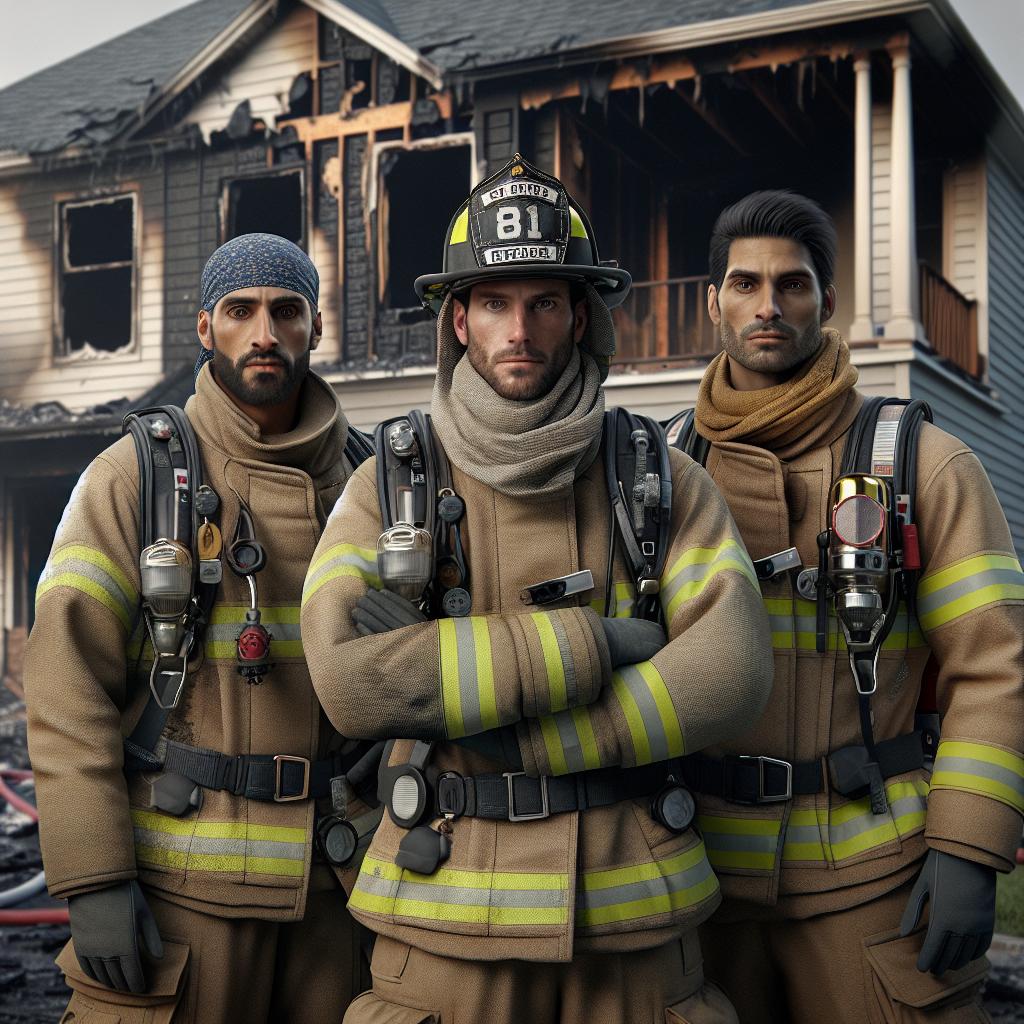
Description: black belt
158,741,343,803
434,759,683,822
682,732,925,805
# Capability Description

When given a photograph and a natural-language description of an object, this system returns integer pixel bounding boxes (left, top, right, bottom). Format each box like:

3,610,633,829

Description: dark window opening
59,194,135,355
380,145,470,309
225,170,304,247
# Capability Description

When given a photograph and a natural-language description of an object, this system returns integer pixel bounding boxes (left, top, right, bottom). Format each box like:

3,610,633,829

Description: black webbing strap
435,759,683,821
160,741,343,802
344,426,375,467
682,732,925,805
665,407,711,467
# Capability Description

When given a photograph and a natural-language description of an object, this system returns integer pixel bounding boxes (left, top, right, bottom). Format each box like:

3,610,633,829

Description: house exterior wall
909,150,1024,558
871,101,893,329
0,162,165,411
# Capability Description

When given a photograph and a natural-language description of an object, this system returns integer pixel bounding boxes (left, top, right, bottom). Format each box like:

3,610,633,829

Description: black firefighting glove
352,588,427,635
899,848,996,975
599,617,667,667
68,879,164,993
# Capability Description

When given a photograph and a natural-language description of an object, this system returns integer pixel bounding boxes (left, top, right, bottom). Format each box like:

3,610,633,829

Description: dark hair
708,190,837,292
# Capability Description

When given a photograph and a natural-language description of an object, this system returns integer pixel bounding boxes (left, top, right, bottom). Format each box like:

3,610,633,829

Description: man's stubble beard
465,324,576,402
720,318,824,382
210,326,312,406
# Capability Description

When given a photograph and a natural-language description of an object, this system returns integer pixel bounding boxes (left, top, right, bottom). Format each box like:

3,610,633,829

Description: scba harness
666,398,937,815
372,409,694,875
120,405,380,864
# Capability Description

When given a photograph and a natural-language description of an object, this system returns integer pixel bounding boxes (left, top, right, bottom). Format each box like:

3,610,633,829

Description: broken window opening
224,168,305,248
58,193,136,356
378,143,471,310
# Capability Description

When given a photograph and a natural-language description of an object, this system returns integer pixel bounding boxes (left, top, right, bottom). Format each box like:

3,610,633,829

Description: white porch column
850,53,875,342
885,42,925,341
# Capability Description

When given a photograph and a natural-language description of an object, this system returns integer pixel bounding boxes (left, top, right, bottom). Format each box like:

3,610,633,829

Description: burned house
1,0,1023,686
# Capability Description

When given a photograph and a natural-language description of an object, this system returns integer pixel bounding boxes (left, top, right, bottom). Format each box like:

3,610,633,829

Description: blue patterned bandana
195,233,319,377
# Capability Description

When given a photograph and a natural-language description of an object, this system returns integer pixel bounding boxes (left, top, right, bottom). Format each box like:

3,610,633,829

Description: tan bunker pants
56,866,367,1024
701,880,990,1023
344,930,737,1024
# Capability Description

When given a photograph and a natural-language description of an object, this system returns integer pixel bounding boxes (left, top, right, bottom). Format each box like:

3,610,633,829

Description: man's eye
734,280,753,292
484,300,505,312
534,299,556,312
277,304,298,318
783,280,805,290
228,307,249,319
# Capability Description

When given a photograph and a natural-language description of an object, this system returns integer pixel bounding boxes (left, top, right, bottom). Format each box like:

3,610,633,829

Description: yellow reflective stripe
577,841,718,927
350,855,570,926
540,716,570,776
531,612,569,713
931,740,1024,813
534,703,604,776
765,598,926,651
135,846,305,877
661,540,758,622
588,582,634,618
917,553,1024,631
36,544,137,629
571,706,602,769
449,207,469,244
697,814,781,871
611,661,684,766
438,617,498,738
205,605,302,659
302,544,380,606
130,810,305,842
569,207,588,239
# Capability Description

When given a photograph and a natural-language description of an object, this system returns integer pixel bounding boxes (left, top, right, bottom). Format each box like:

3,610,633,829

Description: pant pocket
863,928,989,1024
56,937,190,1024
665,980,739,1024
343,991,440,1024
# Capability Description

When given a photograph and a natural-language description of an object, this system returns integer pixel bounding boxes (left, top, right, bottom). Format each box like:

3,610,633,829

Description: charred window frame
373,136,475,310
56,192,138,359
221,166,306,248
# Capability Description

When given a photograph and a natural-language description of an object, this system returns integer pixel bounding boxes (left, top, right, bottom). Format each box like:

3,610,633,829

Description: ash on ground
0,684,1022,1022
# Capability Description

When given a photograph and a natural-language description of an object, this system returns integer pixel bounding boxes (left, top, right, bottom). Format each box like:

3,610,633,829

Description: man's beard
210,328,311,406
720,318,824,381
465,326,576,401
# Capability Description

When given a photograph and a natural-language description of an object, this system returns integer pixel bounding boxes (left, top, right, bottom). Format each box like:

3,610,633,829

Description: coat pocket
56,938,189,1024
343,992,439,1024
665,980,738,1024
863,928,989,1023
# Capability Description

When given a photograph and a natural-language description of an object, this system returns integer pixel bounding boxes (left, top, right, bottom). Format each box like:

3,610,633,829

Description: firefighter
666,190,1024,1022
25,234,370,1023
300,154,773,1024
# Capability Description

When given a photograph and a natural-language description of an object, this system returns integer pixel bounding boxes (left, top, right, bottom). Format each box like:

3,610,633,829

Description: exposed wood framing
279,92,453,143
740,72,808,146
672,83,751,157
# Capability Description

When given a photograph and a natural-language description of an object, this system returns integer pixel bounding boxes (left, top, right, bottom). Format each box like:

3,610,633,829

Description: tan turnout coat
25,366,355,920
301,434,773,962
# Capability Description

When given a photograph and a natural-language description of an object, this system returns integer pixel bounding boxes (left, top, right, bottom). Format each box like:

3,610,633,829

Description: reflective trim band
577,840,718,927
781,779,929,864
537,704,603,776
610,661,684,766
569,208,588,239
449,208,469,245
131,810,306,878
697,814,782,871
530,612,577,712
36,545,137,630
302,544,380,607
660,540,758,622
438,616,498,739
931,740,1024,814
589,582,634,619
917,553,1024,631
204,605,303,659
765,598,926,651
349,855,569,926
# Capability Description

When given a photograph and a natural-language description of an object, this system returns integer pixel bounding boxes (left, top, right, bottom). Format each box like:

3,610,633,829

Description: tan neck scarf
430,288,613,499
694,328,860,460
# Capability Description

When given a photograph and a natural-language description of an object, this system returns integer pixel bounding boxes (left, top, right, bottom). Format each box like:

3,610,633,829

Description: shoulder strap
344,426,375,468
603,408,673,621
664,407,710,467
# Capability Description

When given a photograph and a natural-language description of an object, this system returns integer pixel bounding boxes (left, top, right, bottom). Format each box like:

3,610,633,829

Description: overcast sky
1,0,1022,102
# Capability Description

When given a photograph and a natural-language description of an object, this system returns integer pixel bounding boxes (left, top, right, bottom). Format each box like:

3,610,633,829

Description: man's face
197,286,321,407
452,279,587,401
707,237,836,388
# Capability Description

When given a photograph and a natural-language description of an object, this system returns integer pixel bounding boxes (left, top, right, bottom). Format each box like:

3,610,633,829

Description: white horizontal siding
183,4,315,143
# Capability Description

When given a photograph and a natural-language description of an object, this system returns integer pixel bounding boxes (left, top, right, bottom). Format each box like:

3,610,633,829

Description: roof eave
306,0,444,90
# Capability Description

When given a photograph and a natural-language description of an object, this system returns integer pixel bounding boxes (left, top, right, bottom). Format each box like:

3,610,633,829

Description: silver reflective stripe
549,613,578,707
356,873,565,909
615,664,671,763
932,755,1024,800
578,857,714,912
917,567,1024,619
133,828,304,862
204,620,301,644
453,617,485,736
553,711,588,774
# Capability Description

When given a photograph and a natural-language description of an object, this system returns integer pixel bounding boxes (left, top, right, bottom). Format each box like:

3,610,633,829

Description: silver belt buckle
504,771,550,821
739,755,793,802
274,754,311,802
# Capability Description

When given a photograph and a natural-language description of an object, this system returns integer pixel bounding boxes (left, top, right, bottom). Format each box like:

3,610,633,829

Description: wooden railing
919,262,980,378
612,276,718,365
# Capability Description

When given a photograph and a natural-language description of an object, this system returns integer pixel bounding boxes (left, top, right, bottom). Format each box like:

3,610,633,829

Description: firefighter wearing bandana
25,234,371,1023
301,155,774,1023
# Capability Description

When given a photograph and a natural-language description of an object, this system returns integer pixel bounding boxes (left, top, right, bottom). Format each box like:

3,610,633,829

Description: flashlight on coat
139,539,193,656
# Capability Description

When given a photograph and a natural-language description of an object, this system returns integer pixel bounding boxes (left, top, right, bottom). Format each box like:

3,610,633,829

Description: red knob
237,624,270,661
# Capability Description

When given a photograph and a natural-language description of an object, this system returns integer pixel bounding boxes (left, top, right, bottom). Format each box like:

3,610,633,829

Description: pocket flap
344,991,439,1023
57,937,190,1004
864,929,989,1008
